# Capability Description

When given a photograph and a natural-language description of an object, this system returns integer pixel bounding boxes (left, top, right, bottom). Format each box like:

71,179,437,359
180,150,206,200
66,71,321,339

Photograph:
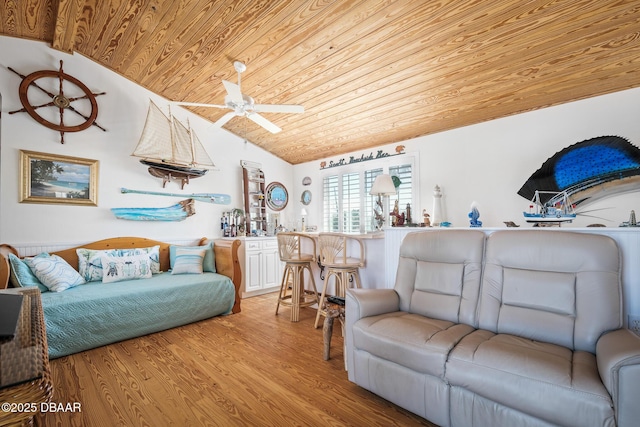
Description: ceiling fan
175,61,304,134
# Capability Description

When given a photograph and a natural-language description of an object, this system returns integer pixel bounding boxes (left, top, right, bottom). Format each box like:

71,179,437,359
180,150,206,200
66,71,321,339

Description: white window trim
321,152,420,233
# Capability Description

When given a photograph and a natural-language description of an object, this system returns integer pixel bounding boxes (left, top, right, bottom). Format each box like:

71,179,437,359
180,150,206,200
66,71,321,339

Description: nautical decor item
523,190,577,224
518,136,640,209
8,60,106,144
111,199,195,221
432,185,444,226
265,182,288,211
131,100,215,188
422,210,431,227
620,210,638,227
120,188,230,205
468,202,482,227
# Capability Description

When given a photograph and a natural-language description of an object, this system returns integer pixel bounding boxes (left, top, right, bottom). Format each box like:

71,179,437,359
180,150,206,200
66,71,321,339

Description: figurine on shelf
469,202,482,228
620,210,638,227
391,200,400,226
406,203,412,224
390,212,405,226
422,210,431,227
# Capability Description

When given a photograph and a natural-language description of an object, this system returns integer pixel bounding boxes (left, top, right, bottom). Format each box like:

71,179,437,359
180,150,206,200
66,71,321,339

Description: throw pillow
171,247,206,275
76,248,111,282
77,245,161,281
124,245,161,274
28,254,86,292
170,242,215,272
7,253,49,292
101,253,153,284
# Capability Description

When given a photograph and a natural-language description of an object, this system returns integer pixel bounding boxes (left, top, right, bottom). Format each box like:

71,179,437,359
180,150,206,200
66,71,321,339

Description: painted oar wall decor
518,136,640,209
111,199,195,221
120,188,231,204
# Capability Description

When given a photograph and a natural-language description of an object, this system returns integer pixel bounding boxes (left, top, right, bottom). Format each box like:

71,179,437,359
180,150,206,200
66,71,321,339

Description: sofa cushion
446,330,615,427
395,230,484,327
170,242,215,273
171,247,206,275
7,253,49,292
353,311,474,378
41,271,236,358
101,253,153,283
27,254,86,292
478,230,621,353
77,245,161,282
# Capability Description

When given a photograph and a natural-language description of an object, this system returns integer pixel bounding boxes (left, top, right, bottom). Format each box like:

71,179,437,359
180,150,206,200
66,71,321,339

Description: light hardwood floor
39,293,436,426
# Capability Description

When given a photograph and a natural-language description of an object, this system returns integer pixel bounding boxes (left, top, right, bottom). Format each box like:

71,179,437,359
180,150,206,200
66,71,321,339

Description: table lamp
369,174,397,229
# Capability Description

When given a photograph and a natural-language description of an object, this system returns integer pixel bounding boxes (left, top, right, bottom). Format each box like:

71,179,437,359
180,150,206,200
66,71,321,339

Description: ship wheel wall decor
8,60,106,143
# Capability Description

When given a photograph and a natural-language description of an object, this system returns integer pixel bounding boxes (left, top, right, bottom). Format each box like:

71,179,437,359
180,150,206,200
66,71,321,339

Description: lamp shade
300,208,308,216
370,174,397,196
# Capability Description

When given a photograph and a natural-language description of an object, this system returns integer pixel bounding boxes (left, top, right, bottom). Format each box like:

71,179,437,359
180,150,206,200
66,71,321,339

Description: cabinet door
245,251,262,292
262,248,281,290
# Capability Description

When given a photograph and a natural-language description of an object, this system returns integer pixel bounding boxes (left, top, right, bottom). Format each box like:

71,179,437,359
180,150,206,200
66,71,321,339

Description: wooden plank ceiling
2,0,640,165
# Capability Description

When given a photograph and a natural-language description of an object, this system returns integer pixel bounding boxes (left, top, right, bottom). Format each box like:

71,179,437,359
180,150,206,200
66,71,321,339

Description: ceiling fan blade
212,111,237,128
175,101,228,109
247,112,282,134
253,104,304,114
222,80,243,105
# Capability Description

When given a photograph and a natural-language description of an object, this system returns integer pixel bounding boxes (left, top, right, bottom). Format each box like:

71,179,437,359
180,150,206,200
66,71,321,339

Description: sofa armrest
346,288,399,322
345,288,399,378
596,328,640,427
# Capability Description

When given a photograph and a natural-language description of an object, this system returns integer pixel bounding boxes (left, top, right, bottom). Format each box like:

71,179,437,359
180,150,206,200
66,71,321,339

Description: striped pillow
171,247,206,275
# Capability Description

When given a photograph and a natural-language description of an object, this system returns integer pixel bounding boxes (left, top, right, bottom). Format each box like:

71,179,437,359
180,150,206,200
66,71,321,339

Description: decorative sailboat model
132,100,215,188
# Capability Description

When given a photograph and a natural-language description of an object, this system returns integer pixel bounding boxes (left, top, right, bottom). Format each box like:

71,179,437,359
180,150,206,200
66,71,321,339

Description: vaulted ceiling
1,1,639,164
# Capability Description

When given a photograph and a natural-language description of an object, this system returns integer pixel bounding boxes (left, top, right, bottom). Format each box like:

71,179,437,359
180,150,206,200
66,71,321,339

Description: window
323,175,339,232
322,155,417,233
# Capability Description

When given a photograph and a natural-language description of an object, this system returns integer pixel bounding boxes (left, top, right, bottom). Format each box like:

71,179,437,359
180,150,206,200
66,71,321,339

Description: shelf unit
241,160,267,234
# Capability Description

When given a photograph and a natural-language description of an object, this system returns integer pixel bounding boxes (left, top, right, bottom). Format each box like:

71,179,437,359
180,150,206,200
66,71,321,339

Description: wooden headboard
0,237,242,313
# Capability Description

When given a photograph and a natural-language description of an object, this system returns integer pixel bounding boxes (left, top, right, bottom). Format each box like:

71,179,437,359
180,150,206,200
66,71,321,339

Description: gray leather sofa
346,229,640,427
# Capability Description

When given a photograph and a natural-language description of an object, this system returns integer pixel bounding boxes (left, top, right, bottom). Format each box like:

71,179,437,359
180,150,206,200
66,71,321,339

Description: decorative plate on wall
301,190,312,205
265,182,288,211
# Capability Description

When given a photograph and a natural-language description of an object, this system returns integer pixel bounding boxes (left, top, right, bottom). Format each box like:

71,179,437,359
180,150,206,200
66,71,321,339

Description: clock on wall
8,60,106,144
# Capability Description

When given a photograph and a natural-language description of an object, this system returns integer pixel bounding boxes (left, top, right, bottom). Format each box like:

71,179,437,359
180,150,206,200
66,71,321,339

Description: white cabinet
240,237,282,298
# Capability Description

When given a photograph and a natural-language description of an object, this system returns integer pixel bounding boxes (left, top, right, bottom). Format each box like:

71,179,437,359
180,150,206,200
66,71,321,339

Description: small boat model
132,100,215,188
523,190,577,223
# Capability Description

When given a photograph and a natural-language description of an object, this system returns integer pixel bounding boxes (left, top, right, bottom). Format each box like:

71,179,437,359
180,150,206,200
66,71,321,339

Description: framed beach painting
19,150,99,206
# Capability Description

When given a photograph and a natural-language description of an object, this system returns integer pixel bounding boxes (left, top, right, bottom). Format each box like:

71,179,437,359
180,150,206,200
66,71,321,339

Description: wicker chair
275,233,319,322
314,233,365,329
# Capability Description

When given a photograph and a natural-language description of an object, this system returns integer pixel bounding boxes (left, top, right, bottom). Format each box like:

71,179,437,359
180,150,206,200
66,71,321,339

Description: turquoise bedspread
41,272,235,358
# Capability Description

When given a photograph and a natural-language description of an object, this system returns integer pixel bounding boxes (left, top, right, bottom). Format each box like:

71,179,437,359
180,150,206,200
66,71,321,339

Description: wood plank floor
39,293,436,426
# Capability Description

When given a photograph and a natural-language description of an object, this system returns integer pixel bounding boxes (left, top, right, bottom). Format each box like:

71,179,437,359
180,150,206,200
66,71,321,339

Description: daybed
0,237,241,359
346,229,640,427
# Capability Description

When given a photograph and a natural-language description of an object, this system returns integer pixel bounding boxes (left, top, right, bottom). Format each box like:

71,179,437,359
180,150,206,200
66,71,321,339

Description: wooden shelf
242,162,267,234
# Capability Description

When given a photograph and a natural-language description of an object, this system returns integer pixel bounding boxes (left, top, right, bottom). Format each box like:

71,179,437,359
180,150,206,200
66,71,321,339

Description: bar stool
275,232,320,322
314,233,365,329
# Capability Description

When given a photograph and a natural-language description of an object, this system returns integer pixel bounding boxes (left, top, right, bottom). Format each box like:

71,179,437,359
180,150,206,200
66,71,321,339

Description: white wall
0,37,293,245
294,87,640,230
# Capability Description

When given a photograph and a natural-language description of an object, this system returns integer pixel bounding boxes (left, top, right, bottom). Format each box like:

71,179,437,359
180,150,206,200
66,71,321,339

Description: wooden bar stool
314,233,365,329
275,232,319,322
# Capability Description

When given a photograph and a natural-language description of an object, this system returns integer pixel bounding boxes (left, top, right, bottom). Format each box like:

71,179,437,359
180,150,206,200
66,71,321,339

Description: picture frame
20,150,99,206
